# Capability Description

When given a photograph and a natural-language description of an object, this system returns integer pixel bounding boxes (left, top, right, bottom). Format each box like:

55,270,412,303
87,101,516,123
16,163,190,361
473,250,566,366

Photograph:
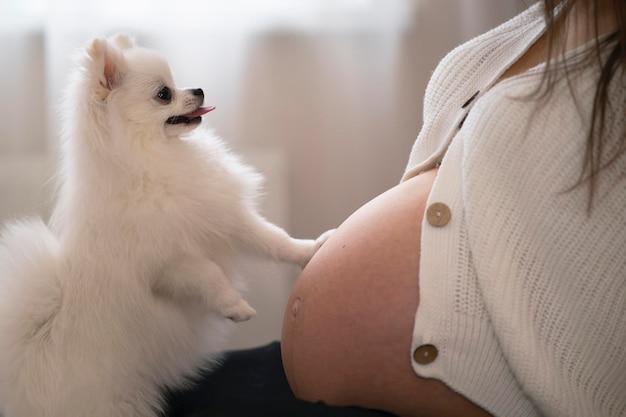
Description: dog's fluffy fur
0,34,330,417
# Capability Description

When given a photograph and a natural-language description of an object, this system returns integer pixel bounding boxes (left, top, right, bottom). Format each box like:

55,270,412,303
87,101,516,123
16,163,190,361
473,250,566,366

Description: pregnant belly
281,169,490,417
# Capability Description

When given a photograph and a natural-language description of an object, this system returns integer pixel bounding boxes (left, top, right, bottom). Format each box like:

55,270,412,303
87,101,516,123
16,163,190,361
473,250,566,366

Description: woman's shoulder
403,4,547,180
423,2,546,117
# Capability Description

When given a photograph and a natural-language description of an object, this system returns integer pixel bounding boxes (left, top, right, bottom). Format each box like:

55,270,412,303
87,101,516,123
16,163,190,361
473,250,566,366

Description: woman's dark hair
540,0,625,208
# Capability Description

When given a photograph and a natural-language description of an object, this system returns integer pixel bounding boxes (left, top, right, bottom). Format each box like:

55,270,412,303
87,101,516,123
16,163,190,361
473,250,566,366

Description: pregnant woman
167,1,625,416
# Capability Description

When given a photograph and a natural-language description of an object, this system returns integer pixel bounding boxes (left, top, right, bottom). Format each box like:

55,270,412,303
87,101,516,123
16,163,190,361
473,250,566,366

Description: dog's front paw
296,229,336,268
221,299,257,322
314,229,335,250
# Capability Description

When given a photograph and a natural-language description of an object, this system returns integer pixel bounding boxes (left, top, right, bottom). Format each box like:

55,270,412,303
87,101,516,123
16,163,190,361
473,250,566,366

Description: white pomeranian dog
0,34,331,417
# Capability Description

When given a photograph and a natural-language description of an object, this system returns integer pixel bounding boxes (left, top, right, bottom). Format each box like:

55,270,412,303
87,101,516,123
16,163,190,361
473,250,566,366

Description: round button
413,344,438,365
426,202,451,227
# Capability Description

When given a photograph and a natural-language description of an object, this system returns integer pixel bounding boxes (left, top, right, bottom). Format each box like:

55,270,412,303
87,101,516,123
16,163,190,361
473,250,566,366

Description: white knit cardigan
402,3,626,417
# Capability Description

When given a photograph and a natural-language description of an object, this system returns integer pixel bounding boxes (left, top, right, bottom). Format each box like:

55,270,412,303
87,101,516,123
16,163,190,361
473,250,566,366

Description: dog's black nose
192,88,204,98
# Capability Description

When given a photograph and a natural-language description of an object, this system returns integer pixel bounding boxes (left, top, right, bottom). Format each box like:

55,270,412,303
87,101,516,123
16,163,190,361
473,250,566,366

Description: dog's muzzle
166,106,215,125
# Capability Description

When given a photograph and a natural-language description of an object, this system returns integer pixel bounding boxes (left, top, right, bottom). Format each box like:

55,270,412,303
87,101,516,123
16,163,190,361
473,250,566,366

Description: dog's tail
0,218,62,407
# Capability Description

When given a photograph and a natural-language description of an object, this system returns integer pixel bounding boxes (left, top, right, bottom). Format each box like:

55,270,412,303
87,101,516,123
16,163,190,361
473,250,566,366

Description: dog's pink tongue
187,106,216,118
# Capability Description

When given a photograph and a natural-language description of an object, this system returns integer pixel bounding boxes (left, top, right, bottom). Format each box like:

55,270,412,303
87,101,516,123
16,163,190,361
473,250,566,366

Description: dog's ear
87,38,125,99
110,34,135,51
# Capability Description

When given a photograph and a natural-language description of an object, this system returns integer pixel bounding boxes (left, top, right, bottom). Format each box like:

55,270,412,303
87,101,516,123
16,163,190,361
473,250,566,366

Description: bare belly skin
281,169,491,417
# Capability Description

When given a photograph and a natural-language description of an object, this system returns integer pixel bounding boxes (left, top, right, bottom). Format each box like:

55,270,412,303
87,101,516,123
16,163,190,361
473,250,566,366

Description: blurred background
0,0,522,349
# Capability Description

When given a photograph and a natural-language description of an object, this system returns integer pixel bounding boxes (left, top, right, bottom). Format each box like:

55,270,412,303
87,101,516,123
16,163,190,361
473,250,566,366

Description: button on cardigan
402,3,626,417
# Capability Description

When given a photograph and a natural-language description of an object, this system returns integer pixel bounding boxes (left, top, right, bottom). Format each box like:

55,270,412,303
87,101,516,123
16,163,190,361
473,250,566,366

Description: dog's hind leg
153,256,256,322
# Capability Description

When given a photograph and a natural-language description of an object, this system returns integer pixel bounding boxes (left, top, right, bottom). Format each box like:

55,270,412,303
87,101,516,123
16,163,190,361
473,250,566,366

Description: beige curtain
0,0,523,348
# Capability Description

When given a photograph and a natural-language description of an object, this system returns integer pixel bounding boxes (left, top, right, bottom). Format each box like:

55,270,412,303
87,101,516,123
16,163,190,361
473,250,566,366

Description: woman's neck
564,0,617,50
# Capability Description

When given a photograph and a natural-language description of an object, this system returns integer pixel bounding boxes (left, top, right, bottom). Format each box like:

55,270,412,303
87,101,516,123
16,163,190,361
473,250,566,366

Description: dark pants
163,342,396,417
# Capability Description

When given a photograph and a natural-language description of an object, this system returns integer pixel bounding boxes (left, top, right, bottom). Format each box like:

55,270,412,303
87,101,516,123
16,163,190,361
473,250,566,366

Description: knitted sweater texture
402,3,626,417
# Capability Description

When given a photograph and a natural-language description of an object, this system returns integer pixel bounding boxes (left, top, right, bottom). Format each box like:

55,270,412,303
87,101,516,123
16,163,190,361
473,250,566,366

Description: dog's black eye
156,86,172,103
